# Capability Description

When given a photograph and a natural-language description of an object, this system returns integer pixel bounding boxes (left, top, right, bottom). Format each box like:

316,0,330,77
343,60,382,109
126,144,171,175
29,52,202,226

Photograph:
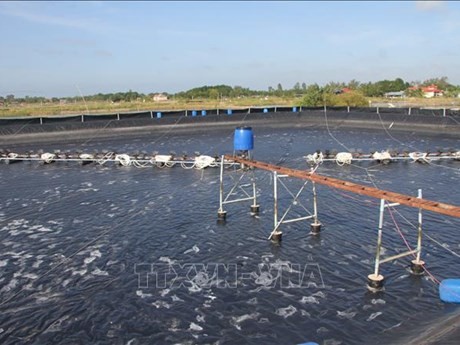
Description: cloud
415,1,445,11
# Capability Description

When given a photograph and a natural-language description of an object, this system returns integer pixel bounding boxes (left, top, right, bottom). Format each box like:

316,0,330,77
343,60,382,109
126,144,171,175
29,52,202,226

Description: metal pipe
312,182,318,224
219,155,224,212
416,189,423,263
223,172,247,203
252,171,257,207
374,199,385,277
222,197,254,205
380,249,419,264
282,215,314,224
268,170,280,240
274,171,278,230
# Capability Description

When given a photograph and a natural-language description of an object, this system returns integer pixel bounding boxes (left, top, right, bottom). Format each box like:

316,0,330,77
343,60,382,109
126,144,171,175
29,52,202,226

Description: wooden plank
225,155,460,218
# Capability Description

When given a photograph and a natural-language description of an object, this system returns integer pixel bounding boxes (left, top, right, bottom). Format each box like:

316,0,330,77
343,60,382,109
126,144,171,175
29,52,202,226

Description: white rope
336,152,353,166
132,160,151,168
96,152,114,165
181,162,196,169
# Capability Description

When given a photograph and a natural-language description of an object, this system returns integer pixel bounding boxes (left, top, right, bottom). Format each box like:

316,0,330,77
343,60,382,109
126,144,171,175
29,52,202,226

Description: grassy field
1,96,460,118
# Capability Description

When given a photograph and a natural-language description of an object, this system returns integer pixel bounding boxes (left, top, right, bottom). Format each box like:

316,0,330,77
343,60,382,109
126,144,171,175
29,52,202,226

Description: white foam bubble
300,296,320,304
371,299,386,305
246,297,258,305
188,322,203,332
171,295,184,302
312,291,326,299
62,279,71,287
91,268,108,276
337,310,357,319
160,289,170,297
300,310,311,317
152,300,171,309
184,245,200,254
72,268,87,276
367,311,382,321
316,327,329,334
159,256,176,265
136,290,152,298
231,312,260,330
1,278,18,292
275,305,297,318
84,250,102,265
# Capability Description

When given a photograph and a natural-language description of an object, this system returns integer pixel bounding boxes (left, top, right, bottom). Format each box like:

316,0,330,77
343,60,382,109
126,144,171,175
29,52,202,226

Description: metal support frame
268,172,318,240
217,155,258,218
372,189,424,281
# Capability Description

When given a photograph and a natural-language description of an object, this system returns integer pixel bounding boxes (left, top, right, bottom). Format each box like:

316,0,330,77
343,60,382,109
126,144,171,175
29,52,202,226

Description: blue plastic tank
192,110,197,117
156,112,162,119
234,127,254,151
440,279,460,303
293,107,297,112
227,109,233,115
263,108,268,113
201,110,206,116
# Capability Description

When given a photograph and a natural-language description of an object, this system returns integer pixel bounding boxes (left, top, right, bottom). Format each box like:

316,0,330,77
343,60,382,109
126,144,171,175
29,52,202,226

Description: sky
1,0,460,98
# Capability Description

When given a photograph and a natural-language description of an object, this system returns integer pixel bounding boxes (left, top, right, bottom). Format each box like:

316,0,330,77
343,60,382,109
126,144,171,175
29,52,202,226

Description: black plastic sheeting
0,117,41,126
229,108,250,114
83,114,118,121
42,115,82,124
250,107,275,113
118,111,151,120
0,107,458,137
378,107,408,114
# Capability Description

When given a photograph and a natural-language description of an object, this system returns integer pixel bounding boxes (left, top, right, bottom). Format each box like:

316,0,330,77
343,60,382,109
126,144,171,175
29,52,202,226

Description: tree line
1,77,459,106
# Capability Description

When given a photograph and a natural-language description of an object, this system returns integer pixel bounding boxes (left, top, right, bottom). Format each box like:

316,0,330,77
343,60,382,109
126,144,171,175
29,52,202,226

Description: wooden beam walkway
225,155,460,218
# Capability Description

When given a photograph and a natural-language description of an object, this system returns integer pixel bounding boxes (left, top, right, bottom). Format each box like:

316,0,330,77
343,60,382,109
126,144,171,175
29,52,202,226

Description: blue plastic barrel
156,112,162,119
234,127,254,151
263,108,268,113
293,107,297,112
440,279,460,303
201,110,206,116
227,109,233,115
192,110,197,117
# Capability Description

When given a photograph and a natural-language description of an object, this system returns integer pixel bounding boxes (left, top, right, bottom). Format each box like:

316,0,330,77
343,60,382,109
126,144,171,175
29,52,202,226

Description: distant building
408,84,443,98
384,91,405,98
334,87,352,95
421,84,443,98
152,93,168,102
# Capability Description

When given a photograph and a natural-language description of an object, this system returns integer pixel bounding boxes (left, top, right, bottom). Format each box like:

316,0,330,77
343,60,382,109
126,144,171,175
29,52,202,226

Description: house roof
421,84,443,93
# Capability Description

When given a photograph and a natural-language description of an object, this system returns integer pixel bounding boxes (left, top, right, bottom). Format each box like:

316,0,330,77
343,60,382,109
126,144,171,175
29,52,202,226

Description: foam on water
275,305,297,318
300,296,321,304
